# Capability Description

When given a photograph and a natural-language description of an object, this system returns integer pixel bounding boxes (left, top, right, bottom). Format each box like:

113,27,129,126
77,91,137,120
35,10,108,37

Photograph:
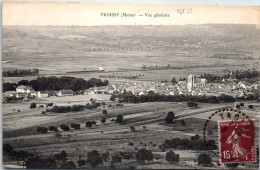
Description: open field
3,97,260,169
3,25,260,83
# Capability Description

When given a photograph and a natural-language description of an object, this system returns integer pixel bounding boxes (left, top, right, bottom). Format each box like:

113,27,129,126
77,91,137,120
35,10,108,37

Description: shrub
102,151,110,162
60,124,70,131
103,110,108,115
49,126,58,132
198,153,212,166
47,103,53,107
77,159,86,167
87,150,103,167
60,161,76,169
236,104,240,109
191,134,200,140
130,126,136,132
101,118,106,124
41,111,46,115
3,143,13,154
115,115,123,123
71,123,81,129
30,102,37,109
136,148,153,164
248,105,254,109
86,121,93,127
111,154,122,165
36,127,48,133
165,111,175,124
166,150,179,164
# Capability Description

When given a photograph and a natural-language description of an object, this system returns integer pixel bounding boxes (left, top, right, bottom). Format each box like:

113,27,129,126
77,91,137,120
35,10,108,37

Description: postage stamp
218,120,256,164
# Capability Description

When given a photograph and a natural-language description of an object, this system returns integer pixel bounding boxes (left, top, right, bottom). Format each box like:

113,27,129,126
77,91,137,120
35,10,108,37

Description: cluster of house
4,85,74,101
99,74,259,98
3,74,259,102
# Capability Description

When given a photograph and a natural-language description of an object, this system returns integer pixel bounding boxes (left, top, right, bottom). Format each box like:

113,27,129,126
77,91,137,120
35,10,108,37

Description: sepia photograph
2,1,260,169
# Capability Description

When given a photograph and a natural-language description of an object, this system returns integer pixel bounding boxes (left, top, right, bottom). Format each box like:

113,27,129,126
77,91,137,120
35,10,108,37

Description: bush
77,159,86,167
166,150,179,164
86,121,93,127
60,161,76,169
103,110,108,115
136,148,153,164
41,111,46,115
130,126,136,132
3,143,13,154
111,154,122,165
115,115,123,123
191,134,200,140
87,150,103,167
60,124,70,131
165,111,175,124
236,104,240,109
101,118,106,124
36,127,48,133
54,150,68,162
248,105,254,109
30,102,37,109
71,123,81,129
49,126,58,132
198,153,212,166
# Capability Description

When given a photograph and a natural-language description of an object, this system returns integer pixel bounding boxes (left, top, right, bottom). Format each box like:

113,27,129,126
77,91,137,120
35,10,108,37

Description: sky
2,1,260,26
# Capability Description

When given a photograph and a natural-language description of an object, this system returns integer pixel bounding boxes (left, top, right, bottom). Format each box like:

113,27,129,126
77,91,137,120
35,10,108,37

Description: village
3,73,259,104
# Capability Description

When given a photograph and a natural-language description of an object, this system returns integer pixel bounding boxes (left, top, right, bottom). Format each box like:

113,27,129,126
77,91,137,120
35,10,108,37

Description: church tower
187,74,194,92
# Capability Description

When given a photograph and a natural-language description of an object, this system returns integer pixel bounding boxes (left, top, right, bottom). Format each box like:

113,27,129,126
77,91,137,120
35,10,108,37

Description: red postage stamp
219,120,256,164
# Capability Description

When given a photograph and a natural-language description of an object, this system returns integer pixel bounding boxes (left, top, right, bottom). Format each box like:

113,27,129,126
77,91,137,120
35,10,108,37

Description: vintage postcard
2,1,260,169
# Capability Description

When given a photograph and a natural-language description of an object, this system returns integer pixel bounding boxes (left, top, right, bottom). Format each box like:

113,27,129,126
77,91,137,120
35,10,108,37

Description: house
16,93,28,98
16,85,33,94
37,91,49,98
93,86,109,94
4,91,17,98
98,67,105,72
57,90,74,97
84,89,95,95
30,90,37,97
23,97,29,102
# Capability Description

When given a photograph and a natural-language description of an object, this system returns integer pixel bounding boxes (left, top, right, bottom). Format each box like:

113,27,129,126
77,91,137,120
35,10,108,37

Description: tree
30,102,37,109
130,126,136,132
248,105,254,109
3,143,13,155
101,118,106,124
165,111,175,124
86,121,93,127
103,110,108,115
171,77,177,84
25,156,57,169
77,159,86,168
198,153,212,166
60,124,70,131
60,161,77,169
166,150,179,164
70,123,81,129
141,64,147,69
102,151,110,162
236,104,240,109
87,150,103,167
136,148,153,164
49,126,58,132
191,134,200,140
115,115,123,123
111,154,122,165
36,127,48,133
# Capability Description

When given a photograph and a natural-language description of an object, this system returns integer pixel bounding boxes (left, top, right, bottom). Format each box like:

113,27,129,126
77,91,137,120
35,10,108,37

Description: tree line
3,68,39,77
200,69,259,83
3,76,109,92
110,90,258,104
